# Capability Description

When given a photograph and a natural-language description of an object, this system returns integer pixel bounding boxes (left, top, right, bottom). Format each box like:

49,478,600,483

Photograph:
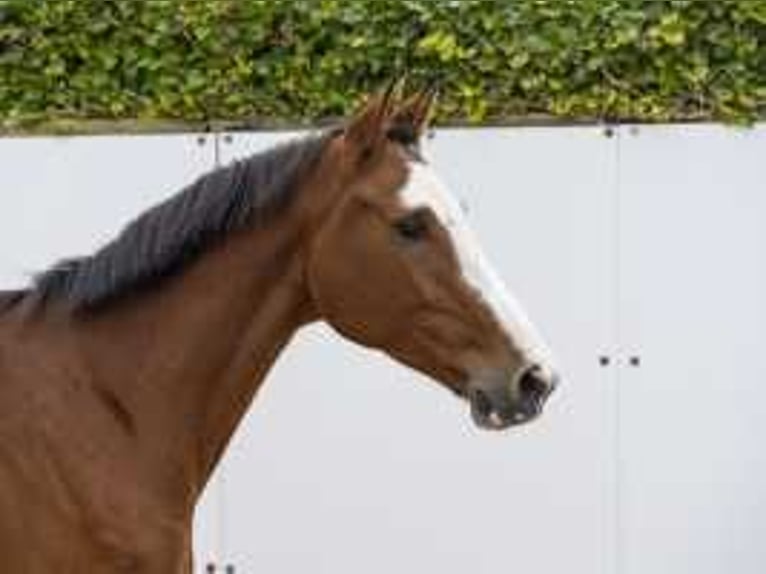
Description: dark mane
0,290,25,313
23,130,336,312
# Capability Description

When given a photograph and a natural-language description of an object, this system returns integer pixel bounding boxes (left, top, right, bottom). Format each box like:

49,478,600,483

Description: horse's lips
469,394,511,430
468,390,543,431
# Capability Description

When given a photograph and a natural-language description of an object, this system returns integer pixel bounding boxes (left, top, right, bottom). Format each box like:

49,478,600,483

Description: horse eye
394,210,429,241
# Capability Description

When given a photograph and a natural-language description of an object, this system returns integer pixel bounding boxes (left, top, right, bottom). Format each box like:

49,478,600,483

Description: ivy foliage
0,0,764,129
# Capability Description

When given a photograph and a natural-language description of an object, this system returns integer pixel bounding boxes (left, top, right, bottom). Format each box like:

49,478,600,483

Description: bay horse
0,86,558,572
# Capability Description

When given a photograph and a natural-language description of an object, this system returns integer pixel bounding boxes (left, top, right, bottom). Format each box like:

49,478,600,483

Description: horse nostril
517,366,555,402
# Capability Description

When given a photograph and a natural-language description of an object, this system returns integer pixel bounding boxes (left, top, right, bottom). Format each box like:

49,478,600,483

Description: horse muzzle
468,364,559,430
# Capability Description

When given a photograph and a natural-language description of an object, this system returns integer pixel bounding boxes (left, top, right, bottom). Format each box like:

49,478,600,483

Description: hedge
0,0,764,130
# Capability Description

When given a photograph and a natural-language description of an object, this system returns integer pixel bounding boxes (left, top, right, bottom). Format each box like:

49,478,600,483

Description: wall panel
213,128,615,574
617,124,766,574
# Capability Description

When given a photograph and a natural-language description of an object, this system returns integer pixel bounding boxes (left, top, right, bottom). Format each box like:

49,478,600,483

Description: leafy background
1,0,764,131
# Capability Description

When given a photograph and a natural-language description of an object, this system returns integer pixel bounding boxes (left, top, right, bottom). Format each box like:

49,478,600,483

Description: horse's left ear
392,86,438,139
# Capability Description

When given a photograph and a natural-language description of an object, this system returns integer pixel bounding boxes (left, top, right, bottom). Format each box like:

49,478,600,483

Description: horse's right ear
343,80,401,160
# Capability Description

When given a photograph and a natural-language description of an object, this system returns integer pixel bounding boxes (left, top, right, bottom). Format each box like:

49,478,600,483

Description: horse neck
66,210,317,502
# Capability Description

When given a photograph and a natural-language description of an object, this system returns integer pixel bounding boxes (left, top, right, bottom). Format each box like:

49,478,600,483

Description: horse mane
0,290,25,313
15,129,337,312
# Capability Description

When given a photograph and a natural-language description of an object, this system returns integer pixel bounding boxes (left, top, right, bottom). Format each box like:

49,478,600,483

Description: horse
0,85,558,572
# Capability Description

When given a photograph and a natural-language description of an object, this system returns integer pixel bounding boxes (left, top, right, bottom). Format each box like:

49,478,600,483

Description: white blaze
400,160,556,371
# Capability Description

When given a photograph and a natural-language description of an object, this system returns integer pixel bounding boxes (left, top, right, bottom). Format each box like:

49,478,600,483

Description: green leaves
0,0,763,130
648,12,687,47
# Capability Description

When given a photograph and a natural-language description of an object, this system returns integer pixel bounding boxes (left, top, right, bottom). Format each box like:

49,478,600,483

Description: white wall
0,125,764,574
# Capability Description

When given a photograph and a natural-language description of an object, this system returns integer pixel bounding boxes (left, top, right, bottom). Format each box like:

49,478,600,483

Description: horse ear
392,85,438,139
344,79,402,158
